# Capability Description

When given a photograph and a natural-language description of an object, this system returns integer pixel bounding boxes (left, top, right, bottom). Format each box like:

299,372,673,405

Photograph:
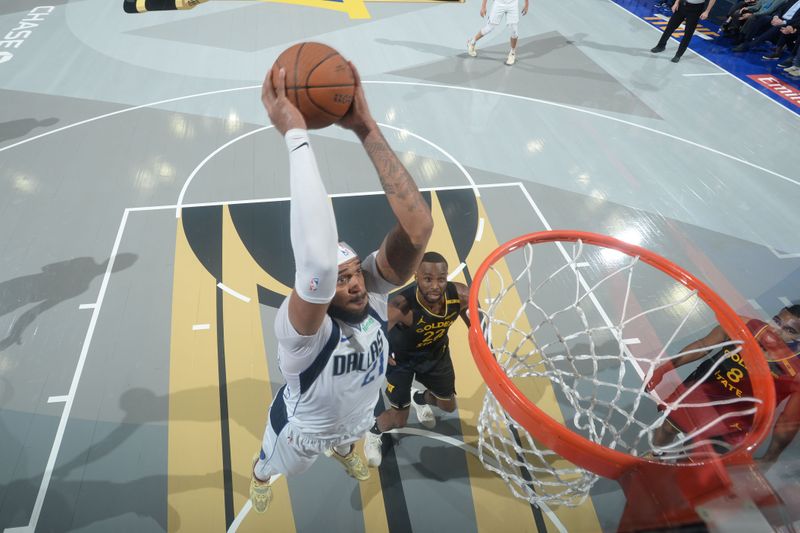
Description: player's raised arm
647,325,729,390
337,64,433,286
387,292,413,330
455,282,471,328
262,67,338,335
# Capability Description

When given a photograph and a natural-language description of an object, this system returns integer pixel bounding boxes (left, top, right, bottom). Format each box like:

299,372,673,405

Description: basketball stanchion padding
467,230,787,531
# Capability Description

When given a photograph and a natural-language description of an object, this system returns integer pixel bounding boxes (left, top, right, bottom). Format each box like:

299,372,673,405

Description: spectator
778,32,800,75
725,0,787,40
733,0,800,51
760,23,798,59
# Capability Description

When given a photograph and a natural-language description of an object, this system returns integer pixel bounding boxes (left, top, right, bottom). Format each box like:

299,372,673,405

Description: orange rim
468,230,776,480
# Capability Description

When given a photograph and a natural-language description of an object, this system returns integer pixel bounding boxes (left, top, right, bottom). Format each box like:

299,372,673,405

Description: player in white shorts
249,63,434,514
467,0,530,65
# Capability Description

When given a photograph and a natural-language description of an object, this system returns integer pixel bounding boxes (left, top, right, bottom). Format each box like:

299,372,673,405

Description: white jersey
269,251,395,450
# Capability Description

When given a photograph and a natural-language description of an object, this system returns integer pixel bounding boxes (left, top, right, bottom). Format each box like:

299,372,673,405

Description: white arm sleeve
286,129,338,304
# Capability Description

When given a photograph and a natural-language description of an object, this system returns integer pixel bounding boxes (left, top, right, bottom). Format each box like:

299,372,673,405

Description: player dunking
249,64,433,512
467,0,530,65
647,304,800,464
364,252,470,467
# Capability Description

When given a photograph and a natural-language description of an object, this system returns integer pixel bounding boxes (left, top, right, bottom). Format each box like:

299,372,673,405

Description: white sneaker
411,388,436,429
467,40,477,57
505,50,516,66
785,66,800,76
364,432,383,467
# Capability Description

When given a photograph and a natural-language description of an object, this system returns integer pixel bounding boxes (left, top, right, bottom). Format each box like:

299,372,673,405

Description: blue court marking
611,0,800,114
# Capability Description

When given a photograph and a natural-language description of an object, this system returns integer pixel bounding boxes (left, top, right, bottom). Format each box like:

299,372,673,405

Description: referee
650,0,716,62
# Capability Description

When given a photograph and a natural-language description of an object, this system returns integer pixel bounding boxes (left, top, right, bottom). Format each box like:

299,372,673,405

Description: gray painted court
1,0,799,531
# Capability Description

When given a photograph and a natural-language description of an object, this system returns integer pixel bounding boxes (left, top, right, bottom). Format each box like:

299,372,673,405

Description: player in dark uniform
363,251,470,467
647,304,800,463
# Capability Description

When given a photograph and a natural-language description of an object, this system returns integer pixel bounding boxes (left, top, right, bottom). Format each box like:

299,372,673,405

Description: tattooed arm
337,63,433,286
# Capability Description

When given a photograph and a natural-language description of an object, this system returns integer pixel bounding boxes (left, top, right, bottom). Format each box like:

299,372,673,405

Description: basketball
271,43,355,130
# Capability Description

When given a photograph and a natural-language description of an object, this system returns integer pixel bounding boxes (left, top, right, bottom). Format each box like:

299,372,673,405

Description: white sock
333,443,352,456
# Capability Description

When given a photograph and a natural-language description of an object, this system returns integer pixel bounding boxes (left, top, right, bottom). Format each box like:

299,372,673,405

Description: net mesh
475,238,764,508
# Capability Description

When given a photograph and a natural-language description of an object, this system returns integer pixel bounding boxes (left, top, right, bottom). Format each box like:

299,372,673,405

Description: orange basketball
271,42,355,130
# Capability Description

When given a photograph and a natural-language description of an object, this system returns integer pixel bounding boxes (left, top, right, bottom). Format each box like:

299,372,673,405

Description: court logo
0,6,55,65
748,75,800,107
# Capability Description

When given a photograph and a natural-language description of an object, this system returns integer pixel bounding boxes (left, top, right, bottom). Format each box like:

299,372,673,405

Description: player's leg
413,388,455,412
325,440,370,481
123,0,207,13
413,349,458,422
672,4,703,62
652,3,688,53
364,363,414,467
506,23,519,65
504,5,520,65
468,5,503,57
252,418,317,513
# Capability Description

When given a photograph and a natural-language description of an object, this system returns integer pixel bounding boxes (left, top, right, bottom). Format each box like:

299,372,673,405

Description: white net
475,238,766,508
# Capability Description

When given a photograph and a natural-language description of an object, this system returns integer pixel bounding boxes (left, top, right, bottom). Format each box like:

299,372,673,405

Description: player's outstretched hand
645,365,667,392
336,62,377,138
480,6,487,17
522,3,528,15
261,66,306,135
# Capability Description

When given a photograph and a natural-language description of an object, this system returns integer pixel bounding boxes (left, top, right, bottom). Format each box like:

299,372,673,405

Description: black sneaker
651,45,666,53
671,55,681,63
762,52,782,60
778,58,793,68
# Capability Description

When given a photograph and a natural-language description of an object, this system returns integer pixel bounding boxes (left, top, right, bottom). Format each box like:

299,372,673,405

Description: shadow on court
0,117,59,144
0,254,137,351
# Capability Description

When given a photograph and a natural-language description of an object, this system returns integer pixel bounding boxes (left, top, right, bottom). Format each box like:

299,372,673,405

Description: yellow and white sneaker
249,454,273,513
326,446,370,481
505,50,516,66
467,40,477,57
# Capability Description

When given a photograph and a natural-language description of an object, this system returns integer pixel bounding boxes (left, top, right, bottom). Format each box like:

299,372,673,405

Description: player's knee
480,22,497,36
509,24,519,39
